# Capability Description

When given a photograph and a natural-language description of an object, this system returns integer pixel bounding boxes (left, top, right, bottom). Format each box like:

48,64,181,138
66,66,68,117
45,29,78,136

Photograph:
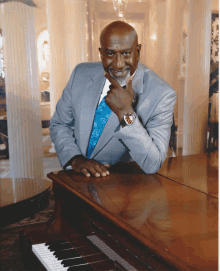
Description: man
50,21,176,177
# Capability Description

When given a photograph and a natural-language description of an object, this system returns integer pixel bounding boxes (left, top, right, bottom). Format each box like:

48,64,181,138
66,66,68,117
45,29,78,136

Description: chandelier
112,0,128,21
0,0,37,7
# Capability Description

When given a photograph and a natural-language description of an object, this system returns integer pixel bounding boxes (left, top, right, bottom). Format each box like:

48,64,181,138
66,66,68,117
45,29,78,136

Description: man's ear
98,48,103,59
137,44,142,62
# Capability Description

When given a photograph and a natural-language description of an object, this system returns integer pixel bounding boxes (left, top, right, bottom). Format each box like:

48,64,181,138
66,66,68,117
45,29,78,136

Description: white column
182,0,211,155
46,0,67,153
143,0,158,72
47,0,88,154
63,0,88,77
47,0,88,118
1,2,43,178
46,0,67,117
163,0,188,125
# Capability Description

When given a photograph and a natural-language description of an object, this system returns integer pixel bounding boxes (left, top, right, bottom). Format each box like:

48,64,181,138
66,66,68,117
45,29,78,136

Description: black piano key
49,240,89,251
64,239,93,249
77,244,102,257
67,264,94,271
52,240,91,255
70,239,94,248
45,239,66,246
50,242,88,255
90,259,116,271
62,252,109,268
45,236,88,246
48,242,68,249
54,248,77,257
49,243,73,251
56,244,102,260
86,253,109,263
62,257,87,267
64,253,109,270
53,248,75,256
56,249,81,260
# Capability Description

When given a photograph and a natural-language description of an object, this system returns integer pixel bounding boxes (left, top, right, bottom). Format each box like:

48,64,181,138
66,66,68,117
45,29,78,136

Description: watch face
125,115,134,125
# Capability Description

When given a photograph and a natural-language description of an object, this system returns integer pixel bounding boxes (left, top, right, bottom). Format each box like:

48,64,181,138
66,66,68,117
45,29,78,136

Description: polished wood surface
47,157,218,271
0,178,52,228
0,178,52,207
158,152,218,198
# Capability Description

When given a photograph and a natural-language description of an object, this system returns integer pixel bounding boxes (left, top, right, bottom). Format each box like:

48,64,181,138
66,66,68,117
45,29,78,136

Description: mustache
109,68,130,73
109,69,131,86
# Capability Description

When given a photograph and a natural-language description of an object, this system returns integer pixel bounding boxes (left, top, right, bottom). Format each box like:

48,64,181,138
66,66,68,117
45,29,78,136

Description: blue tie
87,97,112,158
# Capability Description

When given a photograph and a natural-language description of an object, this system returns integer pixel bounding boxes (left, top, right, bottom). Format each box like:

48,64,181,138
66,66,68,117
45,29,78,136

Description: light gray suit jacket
50,61,177,174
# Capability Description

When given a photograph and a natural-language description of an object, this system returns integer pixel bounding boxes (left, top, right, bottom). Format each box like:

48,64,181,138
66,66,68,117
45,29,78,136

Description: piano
19,154,218,271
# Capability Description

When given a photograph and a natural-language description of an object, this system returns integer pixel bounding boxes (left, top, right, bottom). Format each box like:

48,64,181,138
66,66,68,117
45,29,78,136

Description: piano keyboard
87,235,137,271
32,235,137,271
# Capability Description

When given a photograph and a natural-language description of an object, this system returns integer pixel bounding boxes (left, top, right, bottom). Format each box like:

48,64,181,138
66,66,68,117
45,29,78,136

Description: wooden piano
19,153,218,271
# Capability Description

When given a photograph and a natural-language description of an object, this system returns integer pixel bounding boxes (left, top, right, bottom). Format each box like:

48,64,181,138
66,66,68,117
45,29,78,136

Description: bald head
100,21,138,48
99,20,141,84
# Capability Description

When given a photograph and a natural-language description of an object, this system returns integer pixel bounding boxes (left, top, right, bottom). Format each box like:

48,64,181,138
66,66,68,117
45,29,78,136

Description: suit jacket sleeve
115,89,177,174
49,65,82,168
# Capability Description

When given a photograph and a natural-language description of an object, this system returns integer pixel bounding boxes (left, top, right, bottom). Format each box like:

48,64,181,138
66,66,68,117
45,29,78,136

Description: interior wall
89,0,185,124
33,0,188,126
33,0,216,156
35,1,47,37
90,1,147,63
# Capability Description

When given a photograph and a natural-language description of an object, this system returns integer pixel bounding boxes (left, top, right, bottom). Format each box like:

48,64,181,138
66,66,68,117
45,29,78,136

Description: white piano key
33,243,90,270
32,243,68,271
33,235,138,271
33,249,62,263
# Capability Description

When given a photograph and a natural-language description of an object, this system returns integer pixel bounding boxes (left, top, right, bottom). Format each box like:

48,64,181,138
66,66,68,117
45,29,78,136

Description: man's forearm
114,90,176,174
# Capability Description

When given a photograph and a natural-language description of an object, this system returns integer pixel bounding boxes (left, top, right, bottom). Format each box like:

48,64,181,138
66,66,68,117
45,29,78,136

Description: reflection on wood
0,178,51,207
158,152,218,198
47,156,218,270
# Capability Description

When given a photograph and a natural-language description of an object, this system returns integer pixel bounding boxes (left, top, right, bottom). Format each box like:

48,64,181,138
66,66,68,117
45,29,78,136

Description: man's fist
104,73,134,121
71,155,110,177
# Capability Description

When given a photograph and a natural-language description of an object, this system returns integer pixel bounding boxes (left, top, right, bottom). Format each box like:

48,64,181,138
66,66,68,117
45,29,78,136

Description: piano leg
45,196,62,235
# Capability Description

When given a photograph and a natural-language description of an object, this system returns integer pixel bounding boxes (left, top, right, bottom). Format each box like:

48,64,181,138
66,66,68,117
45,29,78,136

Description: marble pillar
183,0,211,155
47,0,88,117
47,0,88,153
143,0,158,72
1,2,43,178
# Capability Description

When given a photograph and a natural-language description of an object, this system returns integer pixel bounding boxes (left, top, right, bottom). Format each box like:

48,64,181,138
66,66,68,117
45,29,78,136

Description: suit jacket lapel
90,111,120,158
78,72,106,156
132,62,144,95
90,63,145,159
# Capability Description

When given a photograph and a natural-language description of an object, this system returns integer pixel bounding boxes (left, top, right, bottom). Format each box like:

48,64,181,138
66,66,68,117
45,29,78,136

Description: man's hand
104,73,134,121
71,155,110,177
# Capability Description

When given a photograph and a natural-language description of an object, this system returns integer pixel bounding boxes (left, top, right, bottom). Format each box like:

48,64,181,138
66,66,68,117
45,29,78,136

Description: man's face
99,32,141,85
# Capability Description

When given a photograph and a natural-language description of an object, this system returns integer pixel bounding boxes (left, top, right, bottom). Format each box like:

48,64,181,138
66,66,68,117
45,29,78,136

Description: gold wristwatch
120,112,137,126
